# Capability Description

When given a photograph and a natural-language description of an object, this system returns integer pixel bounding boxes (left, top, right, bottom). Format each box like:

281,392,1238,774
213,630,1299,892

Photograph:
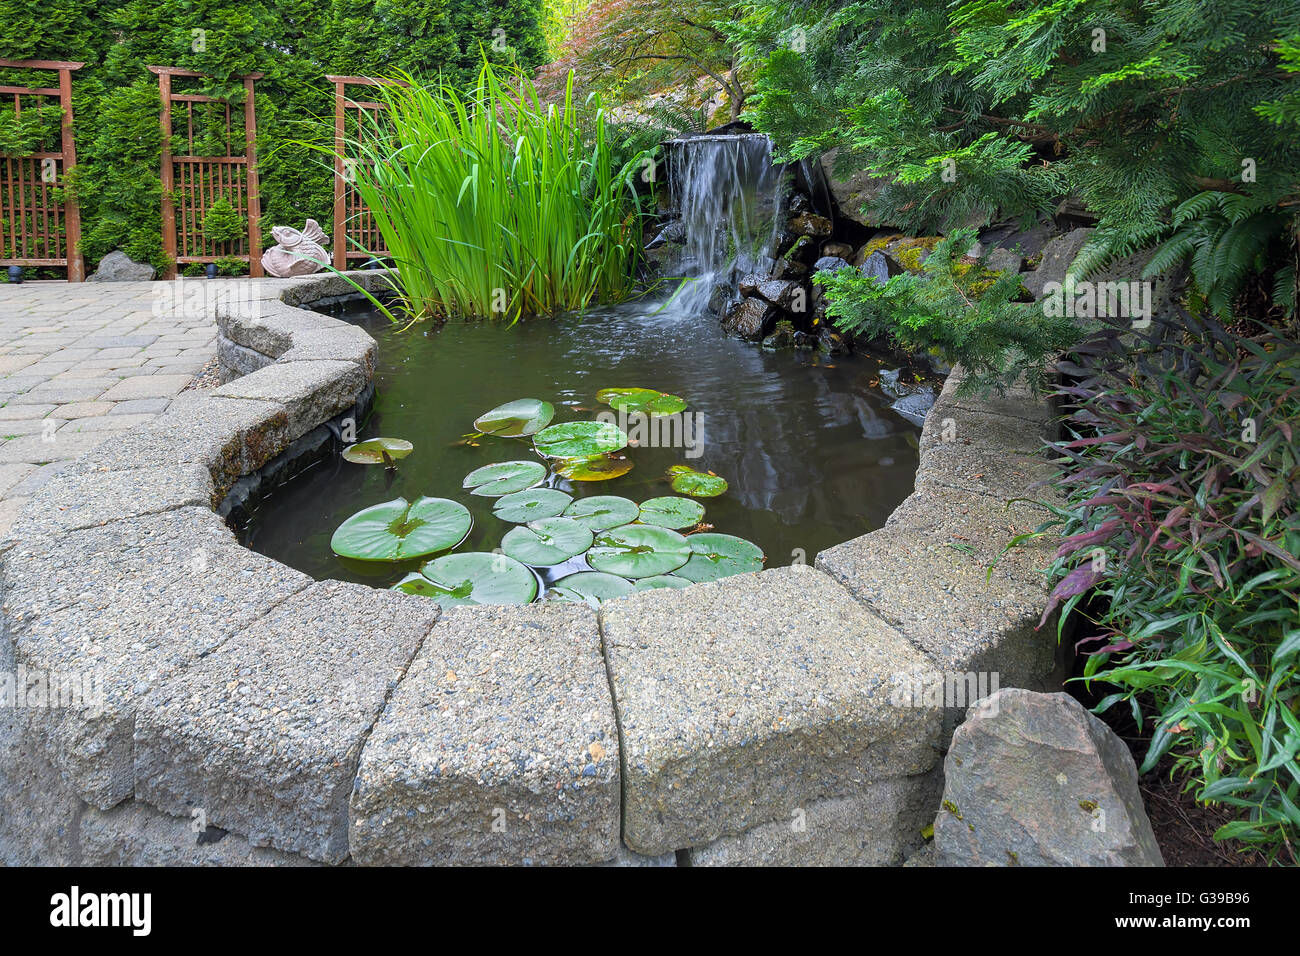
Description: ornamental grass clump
1040,311,1300,862
342,62,648,322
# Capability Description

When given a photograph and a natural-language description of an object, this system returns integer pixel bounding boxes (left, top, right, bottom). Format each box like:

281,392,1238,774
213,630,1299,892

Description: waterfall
662,134,788,315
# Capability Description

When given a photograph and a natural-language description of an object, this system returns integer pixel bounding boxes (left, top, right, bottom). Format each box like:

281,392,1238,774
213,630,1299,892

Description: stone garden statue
261,219,331,277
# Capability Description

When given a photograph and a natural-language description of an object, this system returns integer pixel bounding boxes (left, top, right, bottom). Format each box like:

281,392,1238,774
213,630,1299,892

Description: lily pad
396,551,538,607
533,421,627,459
548,571,634,604
463,460,547,497
675,532,764,582
633,574,693,591
341,437,413,465
563,495,639,530
330,496,471,562
500,517,594,566
638,496,705,530
587,523,691,579
492,487,573,523
555,454,634,481
667,464,728,498
473,398,555,437
596,387,687,417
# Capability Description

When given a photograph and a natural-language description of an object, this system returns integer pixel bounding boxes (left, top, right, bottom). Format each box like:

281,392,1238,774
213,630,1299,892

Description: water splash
663,134,788,315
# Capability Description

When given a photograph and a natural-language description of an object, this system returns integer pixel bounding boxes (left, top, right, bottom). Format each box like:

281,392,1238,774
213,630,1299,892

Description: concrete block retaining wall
0,273,1062,866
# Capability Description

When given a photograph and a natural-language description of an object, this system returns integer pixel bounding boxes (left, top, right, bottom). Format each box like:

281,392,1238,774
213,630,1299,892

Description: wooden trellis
151,66,263,279
0,59,84,280
328,75,391,269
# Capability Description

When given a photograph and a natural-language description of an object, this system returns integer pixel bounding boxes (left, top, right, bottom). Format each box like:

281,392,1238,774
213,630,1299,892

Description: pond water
239,296,924,591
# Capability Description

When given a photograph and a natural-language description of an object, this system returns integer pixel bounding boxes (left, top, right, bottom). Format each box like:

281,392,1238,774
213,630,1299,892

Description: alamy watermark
1040,276,1154,327
594,408,705,459
890,670,1001,712
1,665,104,713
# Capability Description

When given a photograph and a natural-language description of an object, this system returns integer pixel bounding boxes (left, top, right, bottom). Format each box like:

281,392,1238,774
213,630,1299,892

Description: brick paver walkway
0,279,232,534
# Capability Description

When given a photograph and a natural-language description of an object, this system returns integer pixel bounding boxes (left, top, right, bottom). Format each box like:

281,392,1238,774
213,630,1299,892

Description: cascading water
662,134,789,315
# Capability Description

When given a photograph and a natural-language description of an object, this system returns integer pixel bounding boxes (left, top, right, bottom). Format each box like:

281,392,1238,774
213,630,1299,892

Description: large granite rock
820,147,894,228
1022,228,1094,298
722,296,778,340
88,250,156,282
934,689,1164,866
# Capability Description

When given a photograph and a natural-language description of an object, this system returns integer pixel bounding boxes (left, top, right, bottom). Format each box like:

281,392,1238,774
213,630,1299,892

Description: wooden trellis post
0,58,85,280
150,66,263,279
327,75,391,269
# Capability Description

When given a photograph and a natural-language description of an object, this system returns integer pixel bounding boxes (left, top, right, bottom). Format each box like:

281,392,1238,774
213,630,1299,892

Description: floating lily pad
548,571,634,604
473,398,555,437
341,437,413,465
563,495,640,530
596,387,687,417
638,496,705,530
492,487,573,523
667,464,729,498
633,574,693,591
500,517,594,566
675,532,764,582
587,523,691,578
330,496,471,562
396,551,539,607
463,460,548,496
533,421,627,458
555,453,634,481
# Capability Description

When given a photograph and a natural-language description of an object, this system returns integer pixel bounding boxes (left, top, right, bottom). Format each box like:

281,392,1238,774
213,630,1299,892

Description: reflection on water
239,297,922,585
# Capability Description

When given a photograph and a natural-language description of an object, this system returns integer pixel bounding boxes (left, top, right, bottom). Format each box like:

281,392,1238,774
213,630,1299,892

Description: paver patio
0,277,288,534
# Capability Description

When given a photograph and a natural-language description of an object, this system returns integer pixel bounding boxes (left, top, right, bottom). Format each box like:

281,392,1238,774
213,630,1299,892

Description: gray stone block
915,404,1057,501
2,508,311,808
349,603,620,866
217,337,274,381
212,360,365,437
601,567,942,856
134,581,437,863
278,326,379,376
0,707,88,865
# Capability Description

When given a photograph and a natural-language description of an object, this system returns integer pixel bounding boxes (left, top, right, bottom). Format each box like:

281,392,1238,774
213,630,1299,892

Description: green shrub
1041,312,1300,862
202,197,247,245
338,62,648,321
817,228,1080,393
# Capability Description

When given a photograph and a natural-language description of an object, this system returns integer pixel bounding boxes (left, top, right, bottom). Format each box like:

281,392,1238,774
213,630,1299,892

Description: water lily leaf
596,387,687,417
500,516,594,566
638,496,705,530
463,460,547,497
667,464,728,497
633,574,692,591
534,421,627,458
473,398,555,437
492,487,573,523
675,532,764,582
548,571,634,604
398,552,538,607
331,496,471,562
341,437,413,465
587,523,691,578
563,495,639,530
555,453,634,481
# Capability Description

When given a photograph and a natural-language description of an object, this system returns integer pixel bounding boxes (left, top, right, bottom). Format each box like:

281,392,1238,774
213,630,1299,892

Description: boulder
933,689,1164,867
789,212,833,238
722,296,778,340
983,247,1023,275
739,274,804,310
88,250,156,282
820,147,893,228
821,241,854,259
980,220,1055,260
1021,227,1094,299
858,251,892,285
645,220,686,249
770,258,809,280
813,256,852,274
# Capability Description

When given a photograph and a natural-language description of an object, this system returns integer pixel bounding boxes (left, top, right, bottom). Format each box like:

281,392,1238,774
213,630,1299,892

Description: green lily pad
633,574,693,591
500,517,594,566
667,464,729,498
341,437,413,465
596,387,687,417
587,523,691,578
492,487,573,523
463,460,548,497
396,552,539,607
563,495,640,530
473,398,555,437
555,453,634,481
533,421,627,459
675,532,764,582
638,496,705,530
330,496,471,562
548,571,634,604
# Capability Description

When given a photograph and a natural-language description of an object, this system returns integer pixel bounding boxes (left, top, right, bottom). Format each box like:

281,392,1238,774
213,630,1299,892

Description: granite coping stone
133,580,438,863
1,507,311,809
601,566,942,856
349,603,620,866
212,359,366,437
